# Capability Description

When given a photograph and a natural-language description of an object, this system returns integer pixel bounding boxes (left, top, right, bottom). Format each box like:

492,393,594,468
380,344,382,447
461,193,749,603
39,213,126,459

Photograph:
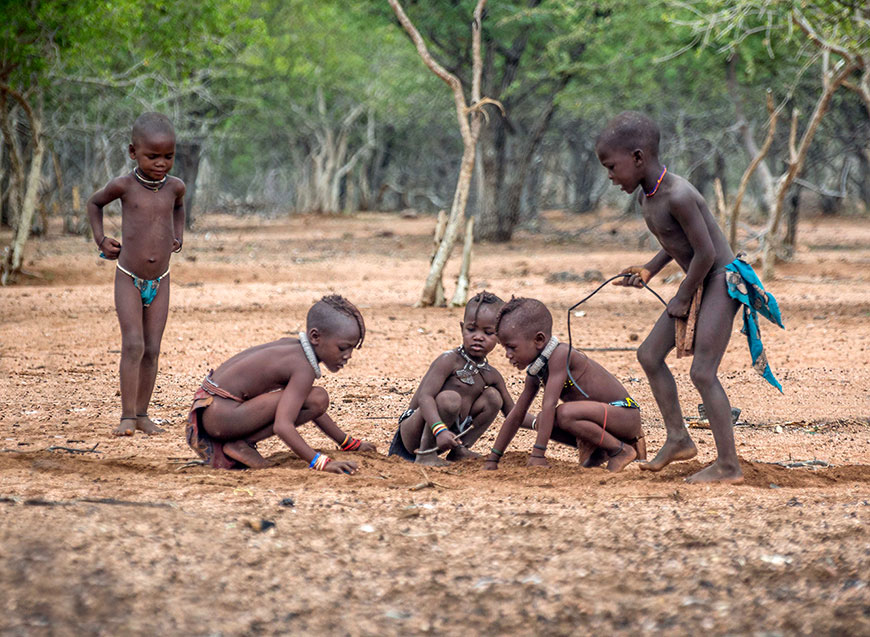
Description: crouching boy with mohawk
485,297,645,472
389,291,519,466
185,295,375,472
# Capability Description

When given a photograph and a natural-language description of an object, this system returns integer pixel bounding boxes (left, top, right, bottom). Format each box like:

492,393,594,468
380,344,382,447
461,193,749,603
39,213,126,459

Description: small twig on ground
173,460,206,471
768,459,832,469
11,496,175,508
582,347,639,352
46,443,100,455
0,449,28,453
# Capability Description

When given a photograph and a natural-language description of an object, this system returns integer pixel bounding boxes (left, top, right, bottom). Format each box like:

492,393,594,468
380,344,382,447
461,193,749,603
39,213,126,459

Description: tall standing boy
596,111,783,484
88,112,185,436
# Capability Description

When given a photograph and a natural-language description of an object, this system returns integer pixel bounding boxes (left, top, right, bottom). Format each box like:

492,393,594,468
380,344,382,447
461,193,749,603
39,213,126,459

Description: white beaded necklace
298,332,322,378
133,167,167,192
527,336,559,377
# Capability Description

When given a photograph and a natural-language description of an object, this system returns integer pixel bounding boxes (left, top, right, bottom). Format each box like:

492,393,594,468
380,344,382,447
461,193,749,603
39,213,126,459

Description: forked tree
388,0,502,307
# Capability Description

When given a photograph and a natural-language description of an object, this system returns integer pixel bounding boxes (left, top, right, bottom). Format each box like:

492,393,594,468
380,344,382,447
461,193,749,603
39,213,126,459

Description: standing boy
88,112,185,436
596,111,783,484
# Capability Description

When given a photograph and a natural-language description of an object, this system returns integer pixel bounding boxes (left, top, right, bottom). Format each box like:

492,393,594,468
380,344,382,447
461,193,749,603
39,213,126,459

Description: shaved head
496,297,552,339
596,111,660,158
132,112,175,146
306,294,366,348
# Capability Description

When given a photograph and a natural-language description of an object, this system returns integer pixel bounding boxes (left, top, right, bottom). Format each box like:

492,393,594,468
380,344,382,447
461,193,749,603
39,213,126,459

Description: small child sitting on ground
484,297,645,472
87,112,186,436
389,291,519,466
185,295,375,472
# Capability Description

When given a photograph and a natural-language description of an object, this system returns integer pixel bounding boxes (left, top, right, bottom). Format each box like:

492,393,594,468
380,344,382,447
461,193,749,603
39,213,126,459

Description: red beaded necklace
644,165,667,198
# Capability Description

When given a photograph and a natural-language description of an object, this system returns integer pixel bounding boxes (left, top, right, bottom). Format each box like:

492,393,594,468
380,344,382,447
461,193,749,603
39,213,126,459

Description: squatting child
484,297,645,473
596,111,783,484
185,295,375,472
88,112,185,436
389,291,518,466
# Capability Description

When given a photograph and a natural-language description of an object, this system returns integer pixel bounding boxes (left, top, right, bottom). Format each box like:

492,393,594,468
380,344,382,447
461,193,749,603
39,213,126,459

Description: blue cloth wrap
134,277,161,307
724,255,785,392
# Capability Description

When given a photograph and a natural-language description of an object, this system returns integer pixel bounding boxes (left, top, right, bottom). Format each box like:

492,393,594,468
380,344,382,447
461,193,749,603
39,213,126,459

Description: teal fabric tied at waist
117,263,169,308
724,254,784,392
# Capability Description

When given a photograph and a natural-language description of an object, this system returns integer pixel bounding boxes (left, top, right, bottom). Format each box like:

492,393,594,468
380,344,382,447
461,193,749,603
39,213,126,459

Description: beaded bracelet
308,452,331,471
430,421,449,437
339,434,361,451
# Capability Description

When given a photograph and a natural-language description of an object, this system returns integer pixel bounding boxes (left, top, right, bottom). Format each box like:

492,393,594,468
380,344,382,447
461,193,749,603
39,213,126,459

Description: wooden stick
46,443,100,454
675,284,703,358
413,426,476,455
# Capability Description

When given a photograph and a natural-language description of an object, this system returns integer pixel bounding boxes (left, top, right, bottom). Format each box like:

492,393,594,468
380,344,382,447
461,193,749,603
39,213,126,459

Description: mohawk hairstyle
595,111,660,158
495,296,553,337
307,294,366,348
132,112,175,145
465,290,504,324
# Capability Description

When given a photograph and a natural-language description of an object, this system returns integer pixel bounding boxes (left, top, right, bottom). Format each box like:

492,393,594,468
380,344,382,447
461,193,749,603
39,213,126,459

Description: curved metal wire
566,273,668,396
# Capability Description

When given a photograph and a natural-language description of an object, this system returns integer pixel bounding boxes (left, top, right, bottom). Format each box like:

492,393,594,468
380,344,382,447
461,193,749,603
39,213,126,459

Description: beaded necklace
133,167,167,192
455,346,489,385
644,165,667,198
527,336,559,377
298,332,322,378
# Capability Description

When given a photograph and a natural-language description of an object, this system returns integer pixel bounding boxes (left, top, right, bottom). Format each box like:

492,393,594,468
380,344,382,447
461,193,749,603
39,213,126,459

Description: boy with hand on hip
484,297,644,473
185,295,375,472
596,111,783,484
87,112,185,436
389,291,518,466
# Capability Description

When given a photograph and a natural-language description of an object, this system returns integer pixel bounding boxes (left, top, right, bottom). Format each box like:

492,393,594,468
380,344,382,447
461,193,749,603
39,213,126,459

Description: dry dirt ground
1,209,869,636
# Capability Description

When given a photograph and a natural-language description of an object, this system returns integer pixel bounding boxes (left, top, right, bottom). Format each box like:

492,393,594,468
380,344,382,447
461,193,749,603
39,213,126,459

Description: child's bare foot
583,447,607,468
136,414,165,435
113,417,137,436
633,434,647,461
686,460,743,484
223,441,271,469
446,445,480,461
639,437,697,471
576,438,597,466
606,443,636,472
415,453,451,467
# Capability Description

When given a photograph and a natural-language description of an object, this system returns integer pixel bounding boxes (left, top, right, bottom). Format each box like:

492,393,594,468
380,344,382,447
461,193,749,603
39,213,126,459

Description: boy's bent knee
689,363,717,391
435,390,462,413
636,342,663,372
480,386,502,410
307,386,330,415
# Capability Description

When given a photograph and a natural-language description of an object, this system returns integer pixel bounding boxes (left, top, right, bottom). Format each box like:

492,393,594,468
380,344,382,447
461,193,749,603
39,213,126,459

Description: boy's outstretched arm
667,193,715,317
87,179,125,259
484,375,540,470
313,413,376,452
172,183,186,252
273,373,357,474
614,250,672,288
528,346,571,467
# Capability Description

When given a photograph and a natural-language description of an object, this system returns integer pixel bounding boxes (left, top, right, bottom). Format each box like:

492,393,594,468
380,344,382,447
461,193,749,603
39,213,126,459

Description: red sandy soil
1,209,868,635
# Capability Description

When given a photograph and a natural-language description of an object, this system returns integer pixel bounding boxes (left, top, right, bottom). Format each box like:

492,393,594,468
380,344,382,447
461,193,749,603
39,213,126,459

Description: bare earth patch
1,210,868,635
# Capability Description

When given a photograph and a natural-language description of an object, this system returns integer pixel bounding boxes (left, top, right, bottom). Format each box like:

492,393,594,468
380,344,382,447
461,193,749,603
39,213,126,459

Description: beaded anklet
489,447,504,461
430,421,449,437
339,434,362,451
309,452,331,471
533,443,548,451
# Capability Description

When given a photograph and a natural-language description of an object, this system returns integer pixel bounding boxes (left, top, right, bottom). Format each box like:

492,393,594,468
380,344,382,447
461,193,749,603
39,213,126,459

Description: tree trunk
175,139,202,228
450,216,475,307
3,118,44,283
761,60,857,279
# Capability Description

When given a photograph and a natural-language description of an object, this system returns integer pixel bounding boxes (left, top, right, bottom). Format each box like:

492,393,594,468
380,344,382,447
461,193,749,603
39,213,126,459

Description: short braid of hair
467,289,504,323
320,294,366,348
495,296,527,334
